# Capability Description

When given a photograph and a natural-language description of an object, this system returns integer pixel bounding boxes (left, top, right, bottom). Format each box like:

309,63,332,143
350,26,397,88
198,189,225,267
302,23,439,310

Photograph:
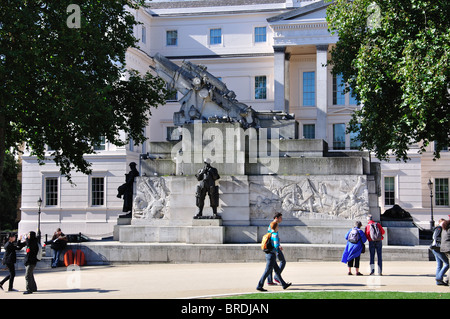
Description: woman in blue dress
342,221,367,275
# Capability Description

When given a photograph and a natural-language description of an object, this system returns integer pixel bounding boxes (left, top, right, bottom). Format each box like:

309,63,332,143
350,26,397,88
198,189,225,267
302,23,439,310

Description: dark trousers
196,186,218,215
257,251,288,289
369,240,383,273
347,256,360,268
0,263,15,291
25,264,37,292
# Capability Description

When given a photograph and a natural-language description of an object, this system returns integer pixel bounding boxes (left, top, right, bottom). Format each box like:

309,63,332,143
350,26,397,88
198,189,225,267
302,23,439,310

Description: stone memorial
117,54,381,245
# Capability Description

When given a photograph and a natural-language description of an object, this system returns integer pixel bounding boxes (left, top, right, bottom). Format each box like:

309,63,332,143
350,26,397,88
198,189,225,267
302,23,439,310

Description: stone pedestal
188,219,224,244
113,217,131,241
381,220,419,246
119,218,224,244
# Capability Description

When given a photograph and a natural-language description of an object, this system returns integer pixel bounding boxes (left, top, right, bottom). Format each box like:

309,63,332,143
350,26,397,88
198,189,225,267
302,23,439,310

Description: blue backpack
348,228,361,244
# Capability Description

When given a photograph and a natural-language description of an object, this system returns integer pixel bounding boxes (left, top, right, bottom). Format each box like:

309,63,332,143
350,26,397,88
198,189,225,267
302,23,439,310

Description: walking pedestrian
23,231,39,295
0,233,25,292
439,220,450,283
342,221,367,275
430,219,449,286
256,220,291,292
364,214,385,275
267,213,286,286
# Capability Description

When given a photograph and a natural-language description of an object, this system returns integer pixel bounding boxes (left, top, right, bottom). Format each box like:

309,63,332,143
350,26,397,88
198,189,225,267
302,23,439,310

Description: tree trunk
0,114,6,231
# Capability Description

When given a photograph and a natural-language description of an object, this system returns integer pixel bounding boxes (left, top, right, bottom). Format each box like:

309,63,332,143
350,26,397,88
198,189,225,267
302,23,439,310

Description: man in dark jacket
0,233,25,291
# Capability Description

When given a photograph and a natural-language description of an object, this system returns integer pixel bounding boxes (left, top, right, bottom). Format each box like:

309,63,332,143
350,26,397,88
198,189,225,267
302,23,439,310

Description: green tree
326,0,450,161
0,152,21,231
0,0,169,190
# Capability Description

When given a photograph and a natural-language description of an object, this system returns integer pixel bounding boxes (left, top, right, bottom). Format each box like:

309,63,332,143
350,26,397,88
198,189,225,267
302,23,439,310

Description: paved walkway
1,260,449,299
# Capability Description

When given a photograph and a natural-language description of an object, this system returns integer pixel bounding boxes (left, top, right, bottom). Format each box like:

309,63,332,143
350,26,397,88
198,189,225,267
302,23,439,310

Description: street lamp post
427,179,434,230
37,197,43,242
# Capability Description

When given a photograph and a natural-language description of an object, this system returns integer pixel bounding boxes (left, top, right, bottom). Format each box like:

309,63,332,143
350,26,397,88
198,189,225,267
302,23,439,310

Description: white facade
19,0,450,238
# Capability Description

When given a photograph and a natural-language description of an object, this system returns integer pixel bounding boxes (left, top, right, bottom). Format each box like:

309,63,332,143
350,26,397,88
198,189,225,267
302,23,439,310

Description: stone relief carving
249,176,369,220
133,177,171,220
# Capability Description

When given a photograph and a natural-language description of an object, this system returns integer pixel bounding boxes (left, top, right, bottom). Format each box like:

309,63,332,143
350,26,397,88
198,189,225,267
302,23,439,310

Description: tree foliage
326,0,450,161
0,152,21,230
0,0,169,184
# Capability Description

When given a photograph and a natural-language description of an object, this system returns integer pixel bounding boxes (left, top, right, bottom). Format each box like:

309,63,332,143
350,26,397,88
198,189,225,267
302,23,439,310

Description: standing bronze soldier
195,158,220,218
117,162,139,218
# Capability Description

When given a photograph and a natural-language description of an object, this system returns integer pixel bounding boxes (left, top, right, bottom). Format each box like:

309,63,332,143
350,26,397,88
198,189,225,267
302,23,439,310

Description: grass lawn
220,291,450,299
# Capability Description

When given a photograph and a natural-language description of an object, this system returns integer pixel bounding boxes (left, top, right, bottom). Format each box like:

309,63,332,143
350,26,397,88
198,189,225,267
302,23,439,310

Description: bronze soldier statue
195,158,220,219
117,162,139,218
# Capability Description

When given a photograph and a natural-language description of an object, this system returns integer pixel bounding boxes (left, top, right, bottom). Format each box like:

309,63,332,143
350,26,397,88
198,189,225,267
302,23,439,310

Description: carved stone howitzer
150,53,258,128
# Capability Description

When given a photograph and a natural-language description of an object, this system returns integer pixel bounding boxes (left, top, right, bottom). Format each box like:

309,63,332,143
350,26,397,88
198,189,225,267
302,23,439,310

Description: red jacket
365,220,385,241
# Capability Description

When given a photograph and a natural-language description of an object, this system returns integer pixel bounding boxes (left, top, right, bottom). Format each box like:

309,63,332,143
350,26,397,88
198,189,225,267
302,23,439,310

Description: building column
273,46,290,113
316,44,329,141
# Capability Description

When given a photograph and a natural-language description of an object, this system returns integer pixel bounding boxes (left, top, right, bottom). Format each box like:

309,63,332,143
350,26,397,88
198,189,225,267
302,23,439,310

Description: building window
209,28,222,45
333,123,346,150
93,136,106,151
166,30,178,46
349,88,359,105
384,177,395,206
303,71,315,106
166,84,178,102
167,126,181,141
254,27,266,43
333,73,345,105
255,76,267,100
435,178,449,206
434,141,449,152
91,177,105,206
303,124,315,139
142,26,146,44
350,124,361,150
45,178,58,206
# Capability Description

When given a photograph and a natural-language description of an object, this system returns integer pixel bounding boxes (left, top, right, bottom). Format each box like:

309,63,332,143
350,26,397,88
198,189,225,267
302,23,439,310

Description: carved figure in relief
133,177,170,220
250,177,368,220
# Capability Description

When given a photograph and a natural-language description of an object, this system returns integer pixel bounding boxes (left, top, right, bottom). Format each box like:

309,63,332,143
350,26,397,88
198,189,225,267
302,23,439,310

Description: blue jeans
52,249,62,267
369,240,383,274
267,250,286,283
431,250,449,283
257,251,288,289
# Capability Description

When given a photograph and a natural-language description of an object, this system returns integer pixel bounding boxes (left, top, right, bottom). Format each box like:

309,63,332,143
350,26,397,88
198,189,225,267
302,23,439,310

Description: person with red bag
364,214,385,276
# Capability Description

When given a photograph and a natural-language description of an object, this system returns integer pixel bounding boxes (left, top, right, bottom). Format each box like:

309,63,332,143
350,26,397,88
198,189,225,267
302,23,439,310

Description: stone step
78,242,432,266
3,242,432,269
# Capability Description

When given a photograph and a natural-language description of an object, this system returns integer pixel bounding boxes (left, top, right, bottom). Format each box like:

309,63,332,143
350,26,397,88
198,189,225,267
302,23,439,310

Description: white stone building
18,0,449,239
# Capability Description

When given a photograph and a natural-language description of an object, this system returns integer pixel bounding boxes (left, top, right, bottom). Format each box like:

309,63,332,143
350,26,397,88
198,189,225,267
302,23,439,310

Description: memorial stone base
114,123,389,245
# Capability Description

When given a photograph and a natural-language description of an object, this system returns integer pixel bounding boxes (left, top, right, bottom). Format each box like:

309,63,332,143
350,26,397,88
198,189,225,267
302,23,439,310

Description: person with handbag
256,221,292,292
341,221,367,275
430,219,449,286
